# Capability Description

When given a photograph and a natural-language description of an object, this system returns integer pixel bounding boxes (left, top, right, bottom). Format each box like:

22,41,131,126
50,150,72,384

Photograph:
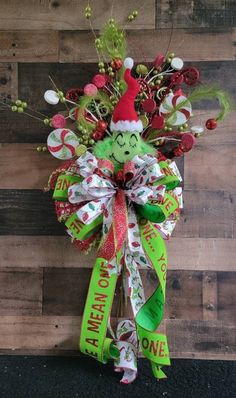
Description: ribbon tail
114,320,138,384
79,257,119,363
151,362,167,379
135,218,171,378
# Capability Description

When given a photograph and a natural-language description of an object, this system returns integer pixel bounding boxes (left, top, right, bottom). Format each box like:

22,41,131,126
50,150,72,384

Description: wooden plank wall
0,0,235,360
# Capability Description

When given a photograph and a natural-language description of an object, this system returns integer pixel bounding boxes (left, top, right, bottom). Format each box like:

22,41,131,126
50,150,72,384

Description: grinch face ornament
109,131,141,164
94,57,155,169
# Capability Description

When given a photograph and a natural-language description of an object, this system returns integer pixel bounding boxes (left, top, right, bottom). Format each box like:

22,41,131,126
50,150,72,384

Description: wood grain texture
0,268,42,315
0,144,61,189
0,0,235,361
156,0,236,29
0,111,50,143
184,144,236,192
0,266,233,322
42,268,204,319
0,0,155,30
59,28,236,63
0,236,235,271
0,31,59,62
184,111,236,191
0,63,17,101
18,63,98,109
202,272,218,321
176,189,235,239
165,271,203,320
0,190,65,235
0,316,234,359
1,28,234,64
218,272,236,323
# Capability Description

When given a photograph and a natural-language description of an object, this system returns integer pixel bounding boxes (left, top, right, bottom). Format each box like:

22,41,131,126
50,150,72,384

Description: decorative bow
66,152,182,383
68,151,165,265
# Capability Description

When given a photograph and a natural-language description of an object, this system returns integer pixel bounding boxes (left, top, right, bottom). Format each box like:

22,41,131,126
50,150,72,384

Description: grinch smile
110,153,123,164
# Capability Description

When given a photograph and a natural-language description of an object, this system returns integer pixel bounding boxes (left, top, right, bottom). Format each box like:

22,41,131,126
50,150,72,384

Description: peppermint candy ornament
160,93,192,126
47,128,79,160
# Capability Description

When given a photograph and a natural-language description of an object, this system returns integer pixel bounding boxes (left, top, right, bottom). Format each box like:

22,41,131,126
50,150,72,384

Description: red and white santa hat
110,57,143,133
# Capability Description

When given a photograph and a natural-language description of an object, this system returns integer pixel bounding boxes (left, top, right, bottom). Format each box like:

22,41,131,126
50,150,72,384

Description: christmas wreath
5,7,232,384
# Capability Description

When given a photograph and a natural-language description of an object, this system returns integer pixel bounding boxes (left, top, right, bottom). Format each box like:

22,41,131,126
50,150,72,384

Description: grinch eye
129,134,138,148
115,132,125,147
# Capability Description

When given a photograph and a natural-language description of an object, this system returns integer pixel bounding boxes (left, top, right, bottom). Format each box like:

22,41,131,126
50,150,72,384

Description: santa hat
110,57,143,133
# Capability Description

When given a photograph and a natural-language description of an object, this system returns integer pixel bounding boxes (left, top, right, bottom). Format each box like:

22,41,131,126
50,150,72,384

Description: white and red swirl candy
160,93,192,126
47,128,79,160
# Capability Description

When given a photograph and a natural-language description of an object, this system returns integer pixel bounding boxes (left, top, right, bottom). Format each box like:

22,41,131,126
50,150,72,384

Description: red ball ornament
206,118,217,130
171,72,184,85
92,131,104,141
142,98,156,113
183,67,200,86
92,74,106,88
111,58,123,70
151,115,165,129
96,120,108,132
180,133,196,152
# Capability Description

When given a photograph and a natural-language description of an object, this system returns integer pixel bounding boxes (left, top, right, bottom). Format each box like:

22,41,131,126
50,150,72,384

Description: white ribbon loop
114,320,138,384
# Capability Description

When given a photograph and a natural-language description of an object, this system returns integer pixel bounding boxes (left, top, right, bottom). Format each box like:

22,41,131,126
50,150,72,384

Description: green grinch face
108,131,142,165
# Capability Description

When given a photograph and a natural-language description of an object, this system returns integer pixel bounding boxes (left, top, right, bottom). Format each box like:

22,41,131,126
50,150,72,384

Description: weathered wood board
0,0,235,361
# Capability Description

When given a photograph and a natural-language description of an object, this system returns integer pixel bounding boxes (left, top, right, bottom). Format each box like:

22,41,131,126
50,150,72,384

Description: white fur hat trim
110,119,143,133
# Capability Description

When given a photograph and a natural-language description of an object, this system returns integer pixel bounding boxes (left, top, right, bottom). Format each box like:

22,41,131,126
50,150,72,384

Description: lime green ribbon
136,218,170,378
53,175,82,201
79,257,120,363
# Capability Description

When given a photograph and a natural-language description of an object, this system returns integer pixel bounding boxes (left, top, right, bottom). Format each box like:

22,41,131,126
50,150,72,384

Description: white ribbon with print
114,320,138,384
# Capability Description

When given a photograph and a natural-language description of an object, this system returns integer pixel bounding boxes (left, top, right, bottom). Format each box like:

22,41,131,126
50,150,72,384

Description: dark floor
0,356,235,398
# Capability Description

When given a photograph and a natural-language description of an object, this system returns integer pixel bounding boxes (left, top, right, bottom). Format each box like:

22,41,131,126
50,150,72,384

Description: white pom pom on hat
124,57,134,69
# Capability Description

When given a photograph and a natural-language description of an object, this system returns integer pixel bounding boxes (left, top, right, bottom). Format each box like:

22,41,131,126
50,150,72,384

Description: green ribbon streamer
136,191,179,223
79,257,120,363
65,213,103,240
158,161,180,191
53,175,82,201
136,218,170,378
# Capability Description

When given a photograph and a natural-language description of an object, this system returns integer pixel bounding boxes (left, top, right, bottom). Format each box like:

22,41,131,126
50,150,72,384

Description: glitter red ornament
183,67,200,86
111,58,123,70
96,120,107,132
206,118,217,130
92,131,104,141
92,74,106,88
151,115,165,129
179,133,196,152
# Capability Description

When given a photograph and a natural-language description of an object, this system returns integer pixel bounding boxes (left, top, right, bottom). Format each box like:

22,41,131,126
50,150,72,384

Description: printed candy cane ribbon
136,218,170,378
